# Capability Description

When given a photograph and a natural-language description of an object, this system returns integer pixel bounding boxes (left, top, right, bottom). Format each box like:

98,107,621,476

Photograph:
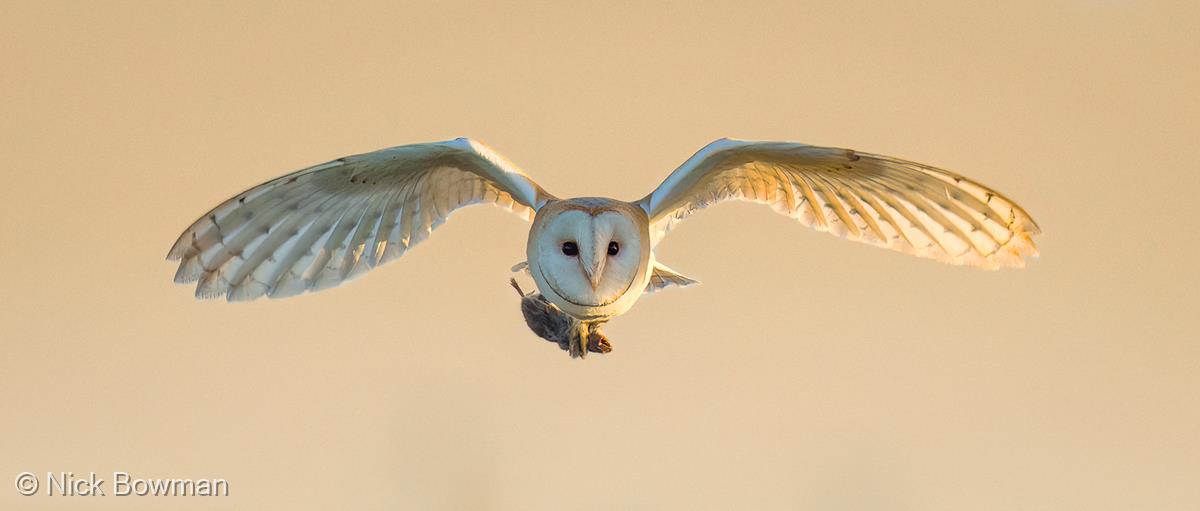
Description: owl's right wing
167,138,557,301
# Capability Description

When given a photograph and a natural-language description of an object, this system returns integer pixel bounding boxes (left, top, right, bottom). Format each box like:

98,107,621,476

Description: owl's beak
580,245,606,290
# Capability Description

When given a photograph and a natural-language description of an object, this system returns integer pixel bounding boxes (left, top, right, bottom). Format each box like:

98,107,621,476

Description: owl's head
526,198,652,319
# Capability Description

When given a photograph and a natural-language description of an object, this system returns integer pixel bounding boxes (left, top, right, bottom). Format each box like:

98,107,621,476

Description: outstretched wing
167,138,556,301
637,139,1040,269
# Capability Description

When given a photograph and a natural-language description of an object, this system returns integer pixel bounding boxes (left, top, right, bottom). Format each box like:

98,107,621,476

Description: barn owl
168,138,1040,357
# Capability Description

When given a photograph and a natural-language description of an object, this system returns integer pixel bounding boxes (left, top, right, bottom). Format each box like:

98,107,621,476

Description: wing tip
165,235,193,261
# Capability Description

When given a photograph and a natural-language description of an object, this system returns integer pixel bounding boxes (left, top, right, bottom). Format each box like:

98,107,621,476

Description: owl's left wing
637,139,1040,269
168,138,556,301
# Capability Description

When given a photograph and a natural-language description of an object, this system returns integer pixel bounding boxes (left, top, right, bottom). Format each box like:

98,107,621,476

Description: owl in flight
168,138,1040,357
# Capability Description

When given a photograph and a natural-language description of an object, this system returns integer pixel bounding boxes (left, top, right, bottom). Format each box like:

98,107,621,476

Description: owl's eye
561,241,579,256
607,241,620,256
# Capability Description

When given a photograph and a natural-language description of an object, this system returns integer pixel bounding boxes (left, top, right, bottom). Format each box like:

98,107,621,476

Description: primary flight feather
168,137,1040,357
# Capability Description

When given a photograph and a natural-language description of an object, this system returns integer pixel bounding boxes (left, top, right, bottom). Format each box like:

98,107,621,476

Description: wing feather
645,262,700,293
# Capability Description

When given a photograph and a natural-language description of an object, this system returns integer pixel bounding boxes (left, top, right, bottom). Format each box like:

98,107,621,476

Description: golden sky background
2,1,1197,509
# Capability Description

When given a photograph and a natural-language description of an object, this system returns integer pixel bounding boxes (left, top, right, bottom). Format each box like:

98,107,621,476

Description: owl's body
168,138,1040,358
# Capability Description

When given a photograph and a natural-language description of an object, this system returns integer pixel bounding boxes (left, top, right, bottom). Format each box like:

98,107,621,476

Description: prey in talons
510,279,612,358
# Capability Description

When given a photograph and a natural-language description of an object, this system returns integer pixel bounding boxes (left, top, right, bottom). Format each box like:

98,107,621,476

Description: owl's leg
568,322,588,358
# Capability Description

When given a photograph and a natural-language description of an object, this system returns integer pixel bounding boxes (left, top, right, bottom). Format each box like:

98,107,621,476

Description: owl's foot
568,322,612,358
587,330,612,354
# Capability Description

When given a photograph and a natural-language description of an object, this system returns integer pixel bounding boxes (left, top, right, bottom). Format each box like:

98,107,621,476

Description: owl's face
526,198,652,319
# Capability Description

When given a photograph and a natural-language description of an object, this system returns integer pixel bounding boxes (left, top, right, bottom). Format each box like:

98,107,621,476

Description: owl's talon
587,331,612,353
